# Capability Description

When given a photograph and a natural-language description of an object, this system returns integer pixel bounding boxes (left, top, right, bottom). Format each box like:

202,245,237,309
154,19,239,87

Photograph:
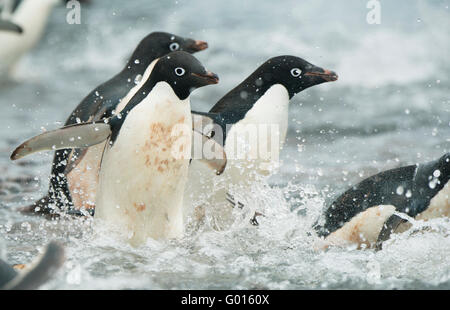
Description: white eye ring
169,42,180,51
291,68,302,77
175,67,185,76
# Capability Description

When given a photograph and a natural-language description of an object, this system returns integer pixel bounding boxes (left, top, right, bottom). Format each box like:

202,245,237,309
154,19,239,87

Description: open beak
192,71,219,85
304,69,338,82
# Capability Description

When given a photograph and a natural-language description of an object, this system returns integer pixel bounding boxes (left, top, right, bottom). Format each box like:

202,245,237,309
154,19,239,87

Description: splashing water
0,0,449,289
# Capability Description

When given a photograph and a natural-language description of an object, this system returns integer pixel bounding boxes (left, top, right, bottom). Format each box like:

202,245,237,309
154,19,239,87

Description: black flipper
375,214,408,251
2,242,65,290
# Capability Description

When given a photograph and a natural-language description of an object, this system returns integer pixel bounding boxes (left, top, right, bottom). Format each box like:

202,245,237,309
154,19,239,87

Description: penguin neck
119,49,164,82
109,80,185,143
216,84,291,137
211,70,295,125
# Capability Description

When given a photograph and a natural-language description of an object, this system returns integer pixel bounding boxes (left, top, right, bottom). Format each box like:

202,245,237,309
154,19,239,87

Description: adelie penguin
185,55,338,229
314,153,450,250
0,0,90,76
12,51,226,245
20,31,209,216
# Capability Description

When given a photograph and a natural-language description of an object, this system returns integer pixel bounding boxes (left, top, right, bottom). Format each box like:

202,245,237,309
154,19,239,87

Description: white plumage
95,81,192,246
184,84,290,229
0,0,58,76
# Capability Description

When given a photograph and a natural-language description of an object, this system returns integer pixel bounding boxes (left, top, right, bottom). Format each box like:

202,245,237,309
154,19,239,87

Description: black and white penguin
22,32,208,216
0,241,64,290
12,51,225,245
185,55,338,228
0,0,61,76
314,153,450,250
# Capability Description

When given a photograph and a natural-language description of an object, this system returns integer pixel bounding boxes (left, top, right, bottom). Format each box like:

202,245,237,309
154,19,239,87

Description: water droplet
134,74,143,85
405,190,412,198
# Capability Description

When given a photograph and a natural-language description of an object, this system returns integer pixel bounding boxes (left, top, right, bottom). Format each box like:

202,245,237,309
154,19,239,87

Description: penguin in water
314,153,450,250
0,18,22,33
20,32,209,216
12,51,226,245
185,55,338,229
0,241,65,290
0,0,70,76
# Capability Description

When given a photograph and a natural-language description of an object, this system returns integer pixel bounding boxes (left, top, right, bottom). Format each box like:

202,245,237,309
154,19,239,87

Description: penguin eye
169,42,180,51
174,67,185,76
290,68,302,77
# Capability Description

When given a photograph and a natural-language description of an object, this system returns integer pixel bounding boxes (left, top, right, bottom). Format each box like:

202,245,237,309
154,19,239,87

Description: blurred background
0,0,449,289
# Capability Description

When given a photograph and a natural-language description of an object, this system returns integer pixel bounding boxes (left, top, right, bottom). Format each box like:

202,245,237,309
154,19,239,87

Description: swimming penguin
0,18,22,33
185,55,338,229
0,0,62,76
314,153,450,250
0,241,65,290
21,32,208,216
12,51,225,245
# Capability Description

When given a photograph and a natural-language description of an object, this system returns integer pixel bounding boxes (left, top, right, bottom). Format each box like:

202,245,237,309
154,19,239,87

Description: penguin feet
225,192,265,226
249,212,265,226
225,192,244,209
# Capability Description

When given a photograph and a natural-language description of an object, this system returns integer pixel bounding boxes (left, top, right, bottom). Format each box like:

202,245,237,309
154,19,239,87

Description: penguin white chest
65,59,160,211
95,82,192,245
225,84,290,177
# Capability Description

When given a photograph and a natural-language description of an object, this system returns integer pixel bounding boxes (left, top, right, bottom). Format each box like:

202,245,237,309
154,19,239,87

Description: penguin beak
304,68,338,82
185,39,209,52
192,71,219,85
0,20,23,34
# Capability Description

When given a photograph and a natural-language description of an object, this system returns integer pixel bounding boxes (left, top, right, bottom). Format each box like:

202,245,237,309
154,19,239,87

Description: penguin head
258,56,338,98
130,32,208,65
151,51,219,100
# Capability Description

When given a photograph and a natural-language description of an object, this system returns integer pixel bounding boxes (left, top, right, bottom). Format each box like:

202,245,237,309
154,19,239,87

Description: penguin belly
414,180,450,220
321,205,397,249
184,84,289,229
62,60,159,211
95,82,192,245
321,180,450,249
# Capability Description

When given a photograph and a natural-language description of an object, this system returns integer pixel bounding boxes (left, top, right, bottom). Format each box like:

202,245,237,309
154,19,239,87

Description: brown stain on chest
142,119,190,173
133,202,146,212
